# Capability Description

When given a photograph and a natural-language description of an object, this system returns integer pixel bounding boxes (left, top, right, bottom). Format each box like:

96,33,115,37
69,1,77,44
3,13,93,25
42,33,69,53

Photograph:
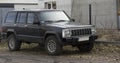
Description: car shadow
20,44,90,56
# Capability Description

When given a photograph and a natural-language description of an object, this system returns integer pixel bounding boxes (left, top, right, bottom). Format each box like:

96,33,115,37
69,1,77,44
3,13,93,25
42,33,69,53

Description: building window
52,2,56,9
44,1,57,9
0,4,14,8
48,3,51,9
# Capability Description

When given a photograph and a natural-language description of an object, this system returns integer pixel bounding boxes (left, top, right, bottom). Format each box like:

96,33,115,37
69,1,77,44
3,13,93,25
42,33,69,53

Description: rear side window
5,12,16,23
17,12,27,24
27,13,34,24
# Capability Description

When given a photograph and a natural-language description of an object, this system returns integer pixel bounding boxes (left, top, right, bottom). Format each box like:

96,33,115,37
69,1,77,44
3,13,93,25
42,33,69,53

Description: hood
46,22,93,28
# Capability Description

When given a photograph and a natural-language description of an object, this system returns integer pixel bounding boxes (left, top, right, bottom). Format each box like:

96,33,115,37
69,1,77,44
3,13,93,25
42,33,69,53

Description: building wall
56,0,72,16
117,0,120,29
14,5,39,10
72,0,117,29
72,0,90,24
0,0,37,4
0,0,38,10
117,0,120,11
0,0,38,25
0,0,118,29
38,0,72,16
38,0,56,9
0,3,14,25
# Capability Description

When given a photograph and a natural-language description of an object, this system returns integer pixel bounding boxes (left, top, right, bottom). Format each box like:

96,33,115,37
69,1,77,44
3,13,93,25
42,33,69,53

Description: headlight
62,29,71,38
91,27,96,34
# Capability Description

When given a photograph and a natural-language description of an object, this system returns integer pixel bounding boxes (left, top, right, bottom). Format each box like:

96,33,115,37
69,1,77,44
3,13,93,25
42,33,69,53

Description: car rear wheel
7,34,21,51
45,36,62,55
77,42,94,52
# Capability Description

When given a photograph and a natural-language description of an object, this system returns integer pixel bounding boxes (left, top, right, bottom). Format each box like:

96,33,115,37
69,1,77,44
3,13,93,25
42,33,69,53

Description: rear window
5,12,16,23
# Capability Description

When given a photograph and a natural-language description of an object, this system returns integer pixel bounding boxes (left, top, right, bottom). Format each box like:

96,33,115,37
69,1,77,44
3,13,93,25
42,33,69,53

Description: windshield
39,11,70,23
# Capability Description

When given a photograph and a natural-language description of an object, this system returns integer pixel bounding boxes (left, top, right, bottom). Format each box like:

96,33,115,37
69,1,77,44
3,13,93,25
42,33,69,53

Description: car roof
9,9,63,12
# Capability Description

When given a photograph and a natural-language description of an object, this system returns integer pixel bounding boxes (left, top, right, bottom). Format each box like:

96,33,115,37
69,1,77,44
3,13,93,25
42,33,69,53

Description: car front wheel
45,36,62,55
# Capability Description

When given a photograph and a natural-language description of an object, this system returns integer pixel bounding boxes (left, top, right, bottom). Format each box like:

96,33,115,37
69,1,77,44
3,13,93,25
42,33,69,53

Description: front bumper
62,35,98,45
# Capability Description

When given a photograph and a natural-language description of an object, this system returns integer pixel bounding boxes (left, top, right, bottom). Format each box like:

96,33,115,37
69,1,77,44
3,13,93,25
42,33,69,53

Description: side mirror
33,21,40,25
70,19,75,22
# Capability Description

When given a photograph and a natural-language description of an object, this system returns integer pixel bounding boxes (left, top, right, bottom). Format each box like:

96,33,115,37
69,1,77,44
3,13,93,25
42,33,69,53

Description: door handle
14,24,17,26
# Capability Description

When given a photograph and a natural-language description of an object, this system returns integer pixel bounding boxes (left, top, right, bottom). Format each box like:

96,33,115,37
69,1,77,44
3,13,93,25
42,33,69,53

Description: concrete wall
38,0,72,16
92,0,117,29
0,0,117,29
38,0,56,9
72,0,118,29
0,0,37,4
14,5,39,10
72,0,90,24
0,0,38,10
57,0,72,16
117,0,120,11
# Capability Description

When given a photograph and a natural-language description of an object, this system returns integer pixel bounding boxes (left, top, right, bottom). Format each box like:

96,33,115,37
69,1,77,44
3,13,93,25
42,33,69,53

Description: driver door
25,12,44,42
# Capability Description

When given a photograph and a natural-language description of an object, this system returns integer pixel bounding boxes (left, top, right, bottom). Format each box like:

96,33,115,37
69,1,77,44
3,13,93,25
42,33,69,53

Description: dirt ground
0,42,120,63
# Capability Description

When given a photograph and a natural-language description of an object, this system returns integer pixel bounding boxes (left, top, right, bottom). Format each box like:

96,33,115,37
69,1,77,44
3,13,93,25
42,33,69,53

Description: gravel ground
0,42,120,63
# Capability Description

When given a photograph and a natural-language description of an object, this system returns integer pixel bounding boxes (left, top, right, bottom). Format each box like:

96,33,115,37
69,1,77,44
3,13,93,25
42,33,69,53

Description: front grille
71,28,92,36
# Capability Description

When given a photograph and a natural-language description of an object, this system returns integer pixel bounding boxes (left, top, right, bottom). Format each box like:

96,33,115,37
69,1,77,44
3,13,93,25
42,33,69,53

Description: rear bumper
0,34,1,40
62,35,98,45
0,33,7,40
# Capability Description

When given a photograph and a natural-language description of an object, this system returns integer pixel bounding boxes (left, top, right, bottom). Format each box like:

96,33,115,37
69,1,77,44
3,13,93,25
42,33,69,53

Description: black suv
1,10,97,55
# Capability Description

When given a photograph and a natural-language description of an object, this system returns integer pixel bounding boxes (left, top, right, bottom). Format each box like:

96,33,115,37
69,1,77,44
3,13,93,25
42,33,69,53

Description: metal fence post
89,4,92,25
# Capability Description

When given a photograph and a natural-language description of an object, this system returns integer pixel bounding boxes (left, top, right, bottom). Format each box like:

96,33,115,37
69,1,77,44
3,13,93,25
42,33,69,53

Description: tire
38,43,44,47
45,36,62,55
77,42,94,52
7,34,21,51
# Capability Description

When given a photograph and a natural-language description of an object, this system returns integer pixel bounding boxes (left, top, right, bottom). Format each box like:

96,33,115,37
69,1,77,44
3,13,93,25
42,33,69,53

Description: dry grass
0,41,119,55
0,41,120,62
97,29,120,41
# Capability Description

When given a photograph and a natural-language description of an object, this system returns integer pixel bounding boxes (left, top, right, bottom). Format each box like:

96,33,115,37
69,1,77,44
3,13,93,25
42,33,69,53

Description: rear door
16,12,27,40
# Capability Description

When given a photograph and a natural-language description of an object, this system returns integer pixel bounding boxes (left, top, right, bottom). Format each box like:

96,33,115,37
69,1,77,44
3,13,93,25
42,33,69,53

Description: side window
5,12,16,23
27,13,34,24
17,12,27,24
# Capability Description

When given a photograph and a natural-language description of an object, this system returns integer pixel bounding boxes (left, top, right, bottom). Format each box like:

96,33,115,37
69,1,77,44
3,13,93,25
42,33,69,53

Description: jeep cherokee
1,10,97,55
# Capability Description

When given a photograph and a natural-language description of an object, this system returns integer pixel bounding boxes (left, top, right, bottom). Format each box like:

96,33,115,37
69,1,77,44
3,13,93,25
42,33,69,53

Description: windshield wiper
45,20,53,22
56,20,67,22
43,20,54,23
42,20,68,23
